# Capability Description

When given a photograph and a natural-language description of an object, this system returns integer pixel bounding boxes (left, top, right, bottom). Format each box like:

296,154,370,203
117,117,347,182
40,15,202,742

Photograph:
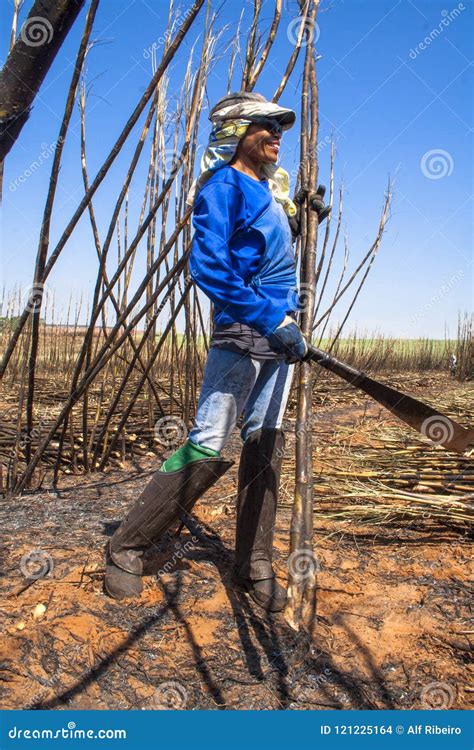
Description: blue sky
1,0,472,338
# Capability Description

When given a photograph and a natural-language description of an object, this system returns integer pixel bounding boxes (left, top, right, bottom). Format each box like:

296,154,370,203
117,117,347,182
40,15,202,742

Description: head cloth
186,91,297,217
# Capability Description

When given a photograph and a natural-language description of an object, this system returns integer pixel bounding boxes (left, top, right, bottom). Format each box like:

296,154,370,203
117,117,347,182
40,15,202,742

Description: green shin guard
160,439,220,473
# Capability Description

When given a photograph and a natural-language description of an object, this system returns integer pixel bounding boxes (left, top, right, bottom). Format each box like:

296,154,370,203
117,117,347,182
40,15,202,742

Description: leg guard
105,456,233,599
233,427,287,612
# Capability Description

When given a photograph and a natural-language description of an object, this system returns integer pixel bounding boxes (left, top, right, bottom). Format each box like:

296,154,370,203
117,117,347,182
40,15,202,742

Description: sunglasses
247,115,283,136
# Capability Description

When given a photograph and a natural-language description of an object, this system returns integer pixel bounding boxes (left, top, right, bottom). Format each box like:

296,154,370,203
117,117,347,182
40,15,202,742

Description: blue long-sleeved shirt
189,164,297,337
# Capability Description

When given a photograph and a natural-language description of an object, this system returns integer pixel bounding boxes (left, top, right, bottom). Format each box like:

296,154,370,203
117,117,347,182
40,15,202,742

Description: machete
302,344,474,454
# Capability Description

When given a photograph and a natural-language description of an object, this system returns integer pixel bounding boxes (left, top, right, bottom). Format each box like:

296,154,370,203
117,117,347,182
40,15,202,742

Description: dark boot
105,457,233,600
233,427,287,613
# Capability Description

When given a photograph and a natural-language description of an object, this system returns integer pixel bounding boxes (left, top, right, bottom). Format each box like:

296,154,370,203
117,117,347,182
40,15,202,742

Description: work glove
267,315,308,364
288,184,331,242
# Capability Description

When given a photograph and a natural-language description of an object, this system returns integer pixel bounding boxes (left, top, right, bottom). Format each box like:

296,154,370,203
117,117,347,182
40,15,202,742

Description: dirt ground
0,373,472,711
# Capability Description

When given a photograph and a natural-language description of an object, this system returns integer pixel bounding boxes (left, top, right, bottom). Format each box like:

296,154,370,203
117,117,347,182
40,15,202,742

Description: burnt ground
0,373,472,711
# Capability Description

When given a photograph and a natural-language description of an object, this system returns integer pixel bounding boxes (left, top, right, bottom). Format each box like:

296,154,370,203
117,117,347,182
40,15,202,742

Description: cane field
1,306,472,711
0,0,472,721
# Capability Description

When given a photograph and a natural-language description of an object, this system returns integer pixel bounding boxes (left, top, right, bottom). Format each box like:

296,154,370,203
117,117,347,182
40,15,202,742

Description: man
104,91,329,613
448,353,457,377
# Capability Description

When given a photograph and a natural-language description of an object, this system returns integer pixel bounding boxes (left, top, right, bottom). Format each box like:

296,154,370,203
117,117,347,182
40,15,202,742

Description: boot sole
231,573,286,613
104,573,143,600
104,556,143,601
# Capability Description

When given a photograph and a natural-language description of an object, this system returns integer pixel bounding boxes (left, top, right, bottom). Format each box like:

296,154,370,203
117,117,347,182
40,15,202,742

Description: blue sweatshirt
189,164,298,338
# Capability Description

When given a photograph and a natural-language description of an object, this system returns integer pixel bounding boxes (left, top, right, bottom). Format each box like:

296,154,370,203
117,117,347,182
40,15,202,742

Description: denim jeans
188,347,295,452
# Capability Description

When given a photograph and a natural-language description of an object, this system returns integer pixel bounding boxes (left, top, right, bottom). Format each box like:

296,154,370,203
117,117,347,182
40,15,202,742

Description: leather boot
105,457,233,599
233,427,287,613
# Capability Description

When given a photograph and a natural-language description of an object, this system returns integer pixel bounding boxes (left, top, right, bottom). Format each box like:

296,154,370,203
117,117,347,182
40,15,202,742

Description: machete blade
303,345,473,455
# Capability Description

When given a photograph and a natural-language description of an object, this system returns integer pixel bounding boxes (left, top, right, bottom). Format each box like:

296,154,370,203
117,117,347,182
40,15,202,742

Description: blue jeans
188,348,295,452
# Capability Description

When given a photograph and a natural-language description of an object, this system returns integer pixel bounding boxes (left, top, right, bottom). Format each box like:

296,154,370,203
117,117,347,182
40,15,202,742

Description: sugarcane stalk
285,0,320,633
0,0,205,380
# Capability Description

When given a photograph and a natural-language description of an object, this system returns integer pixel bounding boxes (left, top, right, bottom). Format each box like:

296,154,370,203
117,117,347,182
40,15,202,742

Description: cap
209,91,296,130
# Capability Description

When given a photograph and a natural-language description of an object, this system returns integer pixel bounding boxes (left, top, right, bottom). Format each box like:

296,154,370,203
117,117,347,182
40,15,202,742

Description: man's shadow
139,510,299,706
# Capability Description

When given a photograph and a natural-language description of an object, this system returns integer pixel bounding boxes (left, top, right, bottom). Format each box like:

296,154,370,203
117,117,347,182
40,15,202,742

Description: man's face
238,122,282,164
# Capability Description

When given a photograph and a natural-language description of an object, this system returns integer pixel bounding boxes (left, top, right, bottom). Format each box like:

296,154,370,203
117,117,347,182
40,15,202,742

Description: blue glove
267,319,308,363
